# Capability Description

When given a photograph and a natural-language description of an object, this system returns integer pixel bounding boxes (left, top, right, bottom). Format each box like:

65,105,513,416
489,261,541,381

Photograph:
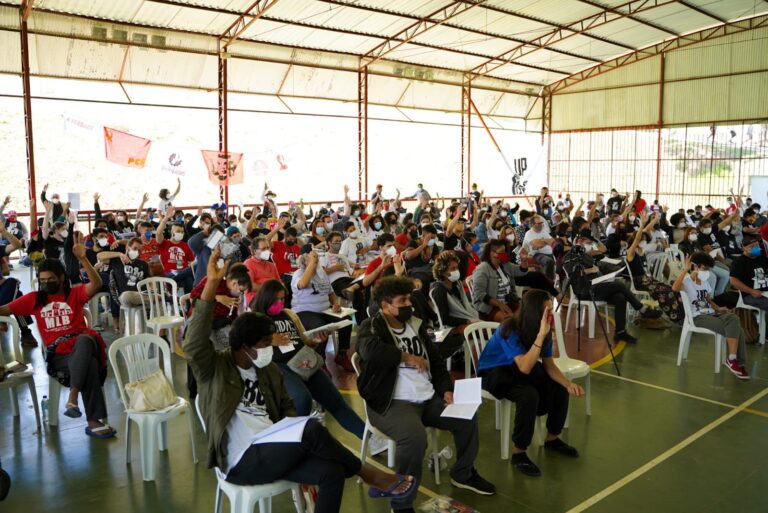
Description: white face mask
325,222,334,231
427,239,436,247
51,198,60,204
172,232,184,242
688,234,698,242
128,249,140,260
506,234,515,242
701,228,712,235
697,270,710,282
251,346,273,368
59,230,69,239
117,216,125,222
97,238,108,248
628,215,636,222
677,223,686,229
385,245,397,258
349,230,359,239
448,270,461,282
259,249,272,261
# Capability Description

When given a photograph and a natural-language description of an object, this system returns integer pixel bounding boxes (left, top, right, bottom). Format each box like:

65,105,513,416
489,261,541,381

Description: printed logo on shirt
693,289,710,312
39,301,73,332
286,251,297,269
753,268,768,290
273,319,301,346
395,335,425,357
124,264,145,287
241,378,267,412
167,246,187,268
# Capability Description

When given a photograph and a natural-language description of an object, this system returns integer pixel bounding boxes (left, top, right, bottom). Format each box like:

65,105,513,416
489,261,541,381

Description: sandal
85,425,117,439
63,403,82,418
368,474,415,499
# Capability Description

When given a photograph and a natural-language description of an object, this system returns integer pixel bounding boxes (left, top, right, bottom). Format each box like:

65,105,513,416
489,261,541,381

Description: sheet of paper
441,378,482,419
277,342,297,354
322,307,356,319
601,257,622,265
67,192,80,211
206,229,224,249
590,266,625,285
251,416,314,445
303,319,353,338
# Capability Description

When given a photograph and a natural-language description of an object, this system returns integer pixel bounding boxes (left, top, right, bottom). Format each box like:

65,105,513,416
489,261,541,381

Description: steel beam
218,43,228,203
360,0,486,69
675,0,726,24
220,0,281,49
546,12,768,94
461,75,471,195
577,0,678,36
357,66,368,203
472,0,678,79
19,2,36,222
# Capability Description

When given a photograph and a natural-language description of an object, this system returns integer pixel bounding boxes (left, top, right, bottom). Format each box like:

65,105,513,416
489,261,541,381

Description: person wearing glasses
521,215,556,280
470,240,526,322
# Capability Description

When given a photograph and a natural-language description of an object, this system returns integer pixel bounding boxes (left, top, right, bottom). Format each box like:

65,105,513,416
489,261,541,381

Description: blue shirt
477,327,553,373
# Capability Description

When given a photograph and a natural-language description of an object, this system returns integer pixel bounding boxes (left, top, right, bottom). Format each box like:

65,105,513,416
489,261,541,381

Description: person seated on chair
357,276,496,513
0,252,115,438
430,251,479,361
97,237,150,330
672,252,749,380
565,231,662,344
478,289,583,477
470,239,524,322
156,209,195,294
521,215,556,279
244,236,281,292
185,248,414,513
729,235,768,329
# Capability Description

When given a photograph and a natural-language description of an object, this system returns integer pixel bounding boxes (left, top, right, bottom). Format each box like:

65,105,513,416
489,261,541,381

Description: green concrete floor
1,272,767,513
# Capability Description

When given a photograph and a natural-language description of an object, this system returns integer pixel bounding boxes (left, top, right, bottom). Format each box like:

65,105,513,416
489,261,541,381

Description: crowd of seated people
1,179,763,509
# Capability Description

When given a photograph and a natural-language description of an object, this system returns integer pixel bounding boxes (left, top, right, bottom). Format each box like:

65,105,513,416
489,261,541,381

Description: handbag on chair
125,369,177,411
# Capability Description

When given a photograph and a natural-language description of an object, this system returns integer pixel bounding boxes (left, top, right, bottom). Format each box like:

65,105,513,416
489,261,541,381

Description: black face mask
285,239,296,247
41,281,60,295
408,230,418,239
395,306,412,323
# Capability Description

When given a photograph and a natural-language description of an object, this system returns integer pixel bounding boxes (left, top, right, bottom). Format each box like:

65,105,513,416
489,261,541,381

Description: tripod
558,260,621,376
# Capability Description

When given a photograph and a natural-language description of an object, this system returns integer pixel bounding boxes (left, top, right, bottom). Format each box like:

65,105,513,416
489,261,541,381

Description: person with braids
0,244,114,438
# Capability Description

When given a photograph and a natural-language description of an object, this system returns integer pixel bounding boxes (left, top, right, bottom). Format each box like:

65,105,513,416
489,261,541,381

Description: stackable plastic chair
564,281,610,339
137,277,184,353
87,291,111,330
109,334,197,481
736,292,766,345
678,291,726,373
0,316,41,428
552,313,591,422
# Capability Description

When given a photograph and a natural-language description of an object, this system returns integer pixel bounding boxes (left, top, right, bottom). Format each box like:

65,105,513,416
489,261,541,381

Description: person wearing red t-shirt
244,237,280,291
1,247,115,438
268,224,301,306
631,190,647,215
136,221,160,264
363,233,397,289
394,222,419,251
156,211,195,293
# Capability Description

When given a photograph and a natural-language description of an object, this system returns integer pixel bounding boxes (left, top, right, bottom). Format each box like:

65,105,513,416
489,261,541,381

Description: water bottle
41,395,49,423
427,446,453,472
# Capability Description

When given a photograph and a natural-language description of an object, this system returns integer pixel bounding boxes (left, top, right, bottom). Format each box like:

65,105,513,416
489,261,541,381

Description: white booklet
250,416,317,445
322,306,357,318
590,266,626,285
441,378,482,420
601,257,622,265
303,319,353,338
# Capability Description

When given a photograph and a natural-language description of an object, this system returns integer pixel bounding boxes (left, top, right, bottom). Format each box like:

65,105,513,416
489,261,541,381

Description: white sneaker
368,434,389,456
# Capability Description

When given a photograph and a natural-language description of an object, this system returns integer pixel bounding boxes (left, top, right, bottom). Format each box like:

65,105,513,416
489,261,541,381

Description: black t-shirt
406,239,440,273
109,257,149,293
270,311,304,363
86,248,111,274
43,236,65,259
730,254,768,291
443,234,462,252
607,196,624,214
696,230,720,250
627,252,646,277
248,227,270,239
717,231,740,256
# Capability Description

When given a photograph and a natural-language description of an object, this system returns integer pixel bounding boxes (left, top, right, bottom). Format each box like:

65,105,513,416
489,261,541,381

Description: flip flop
85,425,117,439
63,403,82,418
368,474,414,499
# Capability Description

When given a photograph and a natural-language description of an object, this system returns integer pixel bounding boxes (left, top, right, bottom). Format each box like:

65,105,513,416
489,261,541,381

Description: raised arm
73,235,103,298
136,193,148,222
0,218,21,254
266,217,287,242
343,184,351,215
41,200,52,240
171,177,181,198
156,208,173,244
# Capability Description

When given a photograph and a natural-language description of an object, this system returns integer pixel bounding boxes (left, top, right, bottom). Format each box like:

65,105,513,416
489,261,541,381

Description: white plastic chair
120,302,145,336
350,354,441,484
137,277,184,353
464,274,475,298
108,334,197,481
552,313,591,423
564,285,610,338
677,291,726,373
87,291,111,330
428,285,457,372
736,292,766,345
0,316,41,428
195,396,305,513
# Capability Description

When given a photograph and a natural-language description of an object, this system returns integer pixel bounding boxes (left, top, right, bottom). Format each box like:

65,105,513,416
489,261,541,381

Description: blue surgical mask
316,226,326,235
472,243,481,253
749,246,761,257
373,222,382,230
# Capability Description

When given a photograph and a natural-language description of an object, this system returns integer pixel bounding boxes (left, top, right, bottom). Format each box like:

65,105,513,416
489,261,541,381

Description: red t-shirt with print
159,240,194,274
8,284,90,346
271,240,300,275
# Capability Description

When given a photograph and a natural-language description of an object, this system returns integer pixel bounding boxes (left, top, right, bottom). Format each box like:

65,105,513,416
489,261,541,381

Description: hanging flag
103,127,152,168
201,150,244,186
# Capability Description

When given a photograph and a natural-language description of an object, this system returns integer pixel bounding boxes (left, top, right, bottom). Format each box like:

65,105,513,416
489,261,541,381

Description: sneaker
450,469,496,496
640,308,662,319
368,434,389,456
544,438,579,457
614,331,638,344
511,452,541,477
723,359,750,380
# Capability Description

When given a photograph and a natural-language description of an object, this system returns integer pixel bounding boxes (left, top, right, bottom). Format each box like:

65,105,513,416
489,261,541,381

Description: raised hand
2,196,10,206
142,192,149,203
94,192,100,203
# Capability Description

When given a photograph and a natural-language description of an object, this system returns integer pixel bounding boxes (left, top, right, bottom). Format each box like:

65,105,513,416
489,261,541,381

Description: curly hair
432,250,459,281
372,276,414,306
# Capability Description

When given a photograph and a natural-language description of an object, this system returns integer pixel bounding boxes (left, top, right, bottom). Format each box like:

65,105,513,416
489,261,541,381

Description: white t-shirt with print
682,274,715,317
389,322,435,403
523,229,553,255
225,366,274,473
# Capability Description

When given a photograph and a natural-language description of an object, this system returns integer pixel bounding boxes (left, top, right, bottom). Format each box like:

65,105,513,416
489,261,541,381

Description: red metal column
217,43,228,204
543,93,552,184
20,3,37,221
461,75,471,195
357,65,368,203
655,52,665,200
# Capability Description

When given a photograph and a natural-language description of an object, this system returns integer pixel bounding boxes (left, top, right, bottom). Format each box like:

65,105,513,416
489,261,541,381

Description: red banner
201,150,244,186
103,127,152,168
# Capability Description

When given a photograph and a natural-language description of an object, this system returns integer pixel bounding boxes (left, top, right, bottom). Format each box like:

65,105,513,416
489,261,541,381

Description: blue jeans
278,363,365,439
166,267,193,294
710,264,729,296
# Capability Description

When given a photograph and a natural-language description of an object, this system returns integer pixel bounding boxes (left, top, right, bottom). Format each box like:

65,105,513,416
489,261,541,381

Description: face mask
51,198,60,204
175,216,184,222
427,239,436,247
59,230,69,239
128,249,140,260
172,232,184,242
329,242,341,252
316,226,326,235
749,246,761,257
41,280,60,295
448,270,461,282
349,231,359,239
677,223,686,229
697,270,710,282
701,228,711,235
409,230,418,239
723,225,731,233
255,249,271,261
385,246,397,258
499,210,508,218
267,300,284,316
472,243,481,253
352,210,360,218
688,234,698,242
373,222,382,230
201,223,211,231
395,305,412,323
628,215,636,222
117,216,125,222
250,346,273,369
285,239,296,246
97,238,108,248
144,231,154,239
506,234,515,242
325,222,334,231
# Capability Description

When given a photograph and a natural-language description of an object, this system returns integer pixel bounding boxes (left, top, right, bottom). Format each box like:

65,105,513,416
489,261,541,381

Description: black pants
481,363,569,450
50,335,107,421
516,271,558,296
226,419,361,513
587,280,643,333
331,277,368,325
280,273,294,309
297,311,352,353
